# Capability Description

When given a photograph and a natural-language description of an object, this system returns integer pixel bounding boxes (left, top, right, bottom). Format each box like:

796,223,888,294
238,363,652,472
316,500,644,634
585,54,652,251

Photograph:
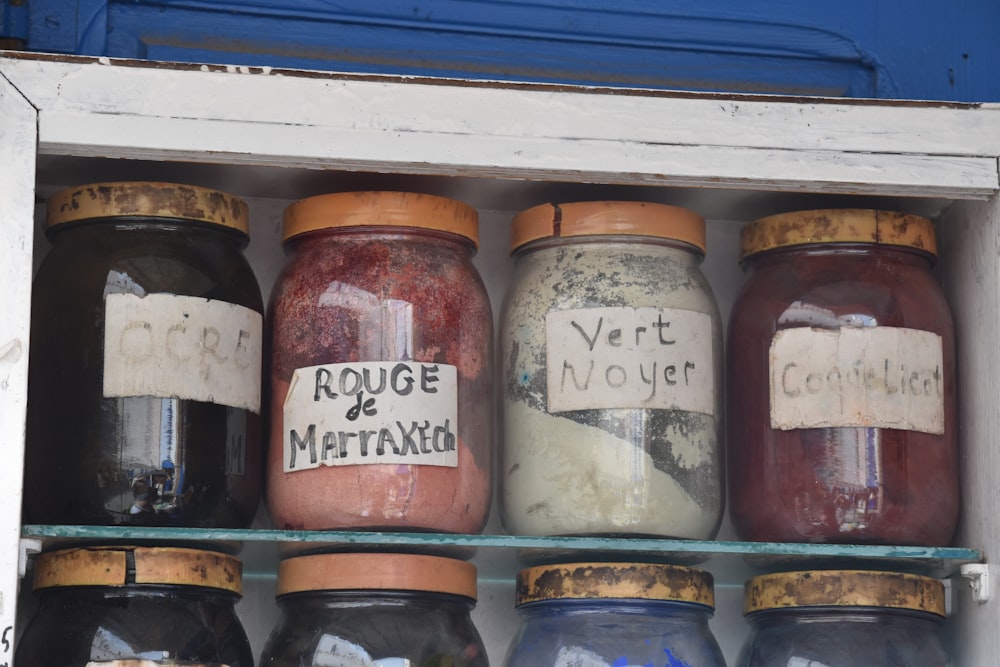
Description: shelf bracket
961,563,991,603
18,538,42,579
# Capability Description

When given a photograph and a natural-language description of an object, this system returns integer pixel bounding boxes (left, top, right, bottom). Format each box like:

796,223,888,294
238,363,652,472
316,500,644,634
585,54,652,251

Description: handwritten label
545,307,714,415
769,326,944,434
283,361,458,471
103,293,262,413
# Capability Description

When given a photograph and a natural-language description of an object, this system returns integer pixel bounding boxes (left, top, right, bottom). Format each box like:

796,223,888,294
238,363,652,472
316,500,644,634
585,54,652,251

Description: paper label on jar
545,307,714,415
769,326,944,434
282,361,458,471
103,293,262,413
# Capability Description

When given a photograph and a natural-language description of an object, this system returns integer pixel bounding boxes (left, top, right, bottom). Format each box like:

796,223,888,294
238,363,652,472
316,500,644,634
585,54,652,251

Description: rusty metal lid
511,201,706,254
282,191,479,247
46,181,250,234
516,562,715,608
33,546,243,594
740,209,937,260
276,553,478,600
744,570,946,617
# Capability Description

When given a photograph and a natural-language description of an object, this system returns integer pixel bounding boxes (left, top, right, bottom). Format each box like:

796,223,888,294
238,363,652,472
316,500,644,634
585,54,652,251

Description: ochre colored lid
516,562,715,608
46,181,250,234
510,201,706,254
282,191,479,246
276,553,478,600
740,209,937,259
33,546,243,594
744,570,946,617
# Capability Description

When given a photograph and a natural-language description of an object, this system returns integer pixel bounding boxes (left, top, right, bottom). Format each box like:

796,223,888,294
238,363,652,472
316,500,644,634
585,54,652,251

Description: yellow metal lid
276,553,478,600
511,201,706,254
516,562,715,608
282,191,479,247
46,181,250,234
33,546,243,595
740,209,937,260
744,570,946,617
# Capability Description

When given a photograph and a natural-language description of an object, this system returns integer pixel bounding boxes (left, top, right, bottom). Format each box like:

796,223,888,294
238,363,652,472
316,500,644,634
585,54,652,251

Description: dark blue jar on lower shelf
503,562,725,667
737,569,954,667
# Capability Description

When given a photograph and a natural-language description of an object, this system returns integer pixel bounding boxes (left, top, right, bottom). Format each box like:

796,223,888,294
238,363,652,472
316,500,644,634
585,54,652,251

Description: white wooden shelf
3,52,1000,665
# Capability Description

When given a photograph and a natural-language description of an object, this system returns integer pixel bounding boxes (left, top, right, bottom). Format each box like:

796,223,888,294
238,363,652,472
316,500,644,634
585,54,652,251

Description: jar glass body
16,585,254,666
267,227,493,532
737,607,953,666
24,219,264,527
261,591,488,667
500,236,723,538
504,599,725,667
726,244,958,545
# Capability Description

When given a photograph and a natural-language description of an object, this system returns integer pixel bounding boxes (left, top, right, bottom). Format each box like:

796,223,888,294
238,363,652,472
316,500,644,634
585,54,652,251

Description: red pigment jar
726,209,958,545
266,191,493,532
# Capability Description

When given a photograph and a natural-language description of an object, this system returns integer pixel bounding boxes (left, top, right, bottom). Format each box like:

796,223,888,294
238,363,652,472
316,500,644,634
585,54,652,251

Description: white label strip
545,306,714,415
103,293,262,413
283,361,459,471
769,326,944,434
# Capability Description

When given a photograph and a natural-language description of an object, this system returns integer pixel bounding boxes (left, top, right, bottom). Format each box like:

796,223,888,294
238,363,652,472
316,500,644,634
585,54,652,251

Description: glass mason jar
727,209,958,545
500,201,723,538
737,569,954,666
260,552,488,667
267,191,493,532
24,181,264,527
16,545,254,667
504,562,725,667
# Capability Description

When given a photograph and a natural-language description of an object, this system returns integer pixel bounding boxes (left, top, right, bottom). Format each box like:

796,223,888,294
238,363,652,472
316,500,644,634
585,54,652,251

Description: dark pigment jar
267,191,493,532
16,545,254,666
504,562,725,667
737,569,954,666
260,552,488,667
24,181,264,527
727,209,958,545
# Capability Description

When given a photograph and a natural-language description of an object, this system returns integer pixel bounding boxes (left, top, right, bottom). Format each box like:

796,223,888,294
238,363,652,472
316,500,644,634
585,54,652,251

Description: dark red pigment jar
266,191,493,532
726,209,958,545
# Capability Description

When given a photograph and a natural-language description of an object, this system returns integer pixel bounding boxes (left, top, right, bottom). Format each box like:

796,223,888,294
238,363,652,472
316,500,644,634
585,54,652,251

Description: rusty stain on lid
282,191,479,247
743,570,946,617
515,562,715,608
46,181,250,234
740,209,937,260
32,546,243,595
511,201,706,254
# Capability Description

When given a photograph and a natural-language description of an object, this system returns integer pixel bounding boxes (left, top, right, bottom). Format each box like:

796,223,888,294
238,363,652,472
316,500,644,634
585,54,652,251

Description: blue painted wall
4,1,999,101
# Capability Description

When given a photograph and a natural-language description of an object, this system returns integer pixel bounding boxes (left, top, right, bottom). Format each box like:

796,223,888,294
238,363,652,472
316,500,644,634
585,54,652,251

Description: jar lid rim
276,553,478,599
740,209,937,259
515,562,715,608
743,570,946,617
282,191,479,247
46,181,250,235
33,546,243,594
510,201,706,254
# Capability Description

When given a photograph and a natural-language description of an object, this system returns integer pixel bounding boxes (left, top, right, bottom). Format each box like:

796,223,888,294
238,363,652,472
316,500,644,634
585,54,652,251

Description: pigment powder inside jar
504,562,726,667
500,201,723,539
266,191,493,532
737,570,954,666
24,181,264,528
260,552,488,667
16,545,254,667
727,209,959,545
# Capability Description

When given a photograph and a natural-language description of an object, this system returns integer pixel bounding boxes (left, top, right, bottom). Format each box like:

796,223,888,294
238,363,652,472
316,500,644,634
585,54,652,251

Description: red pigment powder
266,192,493,533
727,216,958,546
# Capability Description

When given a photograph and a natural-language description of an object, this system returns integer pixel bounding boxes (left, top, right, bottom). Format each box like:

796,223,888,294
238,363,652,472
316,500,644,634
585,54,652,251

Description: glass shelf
21,525,980,586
